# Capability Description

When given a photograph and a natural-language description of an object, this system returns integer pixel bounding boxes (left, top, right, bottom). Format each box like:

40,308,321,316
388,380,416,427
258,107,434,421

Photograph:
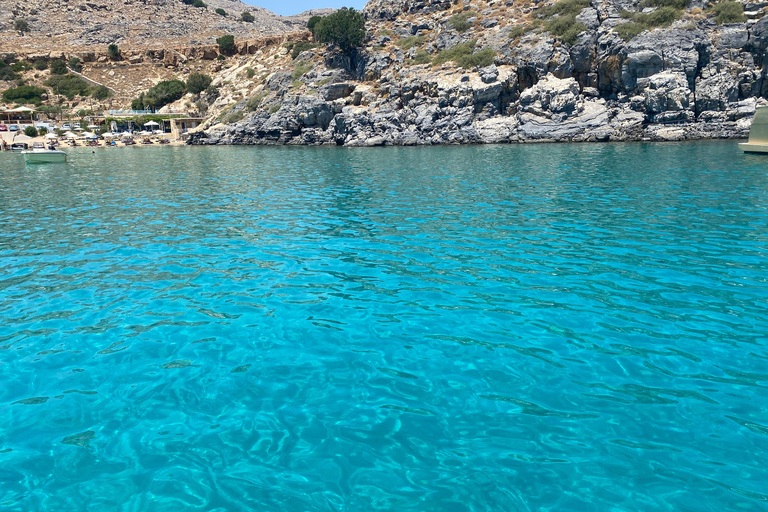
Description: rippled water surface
1,142,767,511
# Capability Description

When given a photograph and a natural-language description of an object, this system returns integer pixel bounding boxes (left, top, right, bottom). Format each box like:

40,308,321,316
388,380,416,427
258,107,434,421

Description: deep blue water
1,142,767,511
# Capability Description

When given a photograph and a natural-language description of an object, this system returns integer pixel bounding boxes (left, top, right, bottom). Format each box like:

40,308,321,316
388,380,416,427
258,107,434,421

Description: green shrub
223,110,244,123
269,104,281,114
432,41,495,67
710,1,745,23
245,67,255,78
545,17,586,44
186,73,212,94
614,22,647,40
432,39,477,66
315,7,366,54
538,0,590,18
0,61,19,81
33,59,48,70
45,74,90,99
1,85,46,104
408,50,432,65
292,61,313,79
68,57,82,72
50,59,67,75
615,6,683,40
38,126,48,136
638,0,688,8
11,61,31,73
24,126,38,137
448,12,476,32
91,85,112,100
215,7,226,15
291,41,319,59
130,79,186,110
397,35,426,49
217,34,236,54
14,18,30,34
457,48,495,68
217,54,226,60
192,0,206,7
108,44,121,60
307,15,323,35
245,92,267,111
509,25,532,39
241,11,254,22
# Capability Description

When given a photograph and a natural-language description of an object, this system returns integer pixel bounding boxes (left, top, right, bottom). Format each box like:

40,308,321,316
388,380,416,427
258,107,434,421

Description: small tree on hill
186,73,212,94
307,15,323,41
215,8,226,16
315,8,365,55
68,57,83,72
108,44,121,61
241,11,254,22
217,34,236,55
50,59,67,75
24,126,38,137
14,18,30,35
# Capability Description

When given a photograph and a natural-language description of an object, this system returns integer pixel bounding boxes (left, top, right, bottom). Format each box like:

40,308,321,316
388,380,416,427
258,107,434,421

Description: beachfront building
169,117,205,141
1,106,37,127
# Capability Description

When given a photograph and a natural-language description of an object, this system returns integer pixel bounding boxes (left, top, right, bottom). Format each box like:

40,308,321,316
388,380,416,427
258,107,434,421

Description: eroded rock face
188,0,763,146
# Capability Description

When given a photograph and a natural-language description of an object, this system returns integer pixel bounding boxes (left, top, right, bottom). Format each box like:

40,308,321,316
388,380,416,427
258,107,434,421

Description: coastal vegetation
448,12,477,33
186,73,212,94
0,65,19,81
217,34,236,54
34,59,48,71
215,8,226,16
24,126,38,137
314,8,366,54
14,18,30,35
710,1,745,23
131,79,187,110
292,61,313,79
397,36,426,49
1,85,45,104
537,0,589,45
45,74,91,100
307,16,323,39
68,57,83,73
241,12,255,22
407,50,431,65
288,41,320,59
432,40,494,68
615,7,683,40
108,44,122,61
0,61,19,81
50,59,67,75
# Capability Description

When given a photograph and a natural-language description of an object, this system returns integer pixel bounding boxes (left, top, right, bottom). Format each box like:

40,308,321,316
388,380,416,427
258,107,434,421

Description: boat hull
740,106,768,153
21,151,67,164
738,142,768,153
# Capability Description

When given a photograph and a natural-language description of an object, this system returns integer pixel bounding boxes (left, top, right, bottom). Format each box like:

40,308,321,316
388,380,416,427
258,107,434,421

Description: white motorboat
739,106,768,153
21,146,68,164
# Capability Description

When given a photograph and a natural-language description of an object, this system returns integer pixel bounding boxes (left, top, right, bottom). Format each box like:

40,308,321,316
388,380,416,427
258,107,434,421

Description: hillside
0,0,328,51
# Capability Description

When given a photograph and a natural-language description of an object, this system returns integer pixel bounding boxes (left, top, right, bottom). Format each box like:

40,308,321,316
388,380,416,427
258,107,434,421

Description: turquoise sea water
1,142,767,511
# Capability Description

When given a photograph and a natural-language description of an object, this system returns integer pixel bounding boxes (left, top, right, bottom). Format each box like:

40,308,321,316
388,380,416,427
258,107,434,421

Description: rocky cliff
189,0,768,145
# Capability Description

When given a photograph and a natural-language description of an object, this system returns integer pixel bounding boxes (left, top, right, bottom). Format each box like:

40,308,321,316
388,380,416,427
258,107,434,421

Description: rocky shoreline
188,69,754,146
187,0,768,147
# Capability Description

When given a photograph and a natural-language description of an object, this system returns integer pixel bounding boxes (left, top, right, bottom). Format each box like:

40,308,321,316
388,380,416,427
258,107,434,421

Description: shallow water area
1,142,767,511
